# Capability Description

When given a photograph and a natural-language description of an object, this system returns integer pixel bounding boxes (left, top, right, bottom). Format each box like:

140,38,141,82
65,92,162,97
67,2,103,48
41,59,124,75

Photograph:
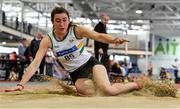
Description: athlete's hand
113,38,129,46
5,84,24,92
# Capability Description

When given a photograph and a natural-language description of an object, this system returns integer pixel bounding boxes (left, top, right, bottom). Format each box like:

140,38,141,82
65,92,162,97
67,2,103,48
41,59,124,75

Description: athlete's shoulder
70,22,80,27
41,35,52,48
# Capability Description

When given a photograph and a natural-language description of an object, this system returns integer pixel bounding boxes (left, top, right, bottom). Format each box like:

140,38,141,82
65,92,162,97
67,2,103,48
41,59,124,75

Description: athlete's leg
75,78,95,96
93,64,139,96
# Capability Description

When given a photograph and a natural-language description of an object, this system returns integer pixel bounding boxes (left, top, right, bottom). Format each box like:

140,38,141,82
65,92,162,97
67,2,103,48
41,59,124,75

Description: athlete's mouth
59,28,65,31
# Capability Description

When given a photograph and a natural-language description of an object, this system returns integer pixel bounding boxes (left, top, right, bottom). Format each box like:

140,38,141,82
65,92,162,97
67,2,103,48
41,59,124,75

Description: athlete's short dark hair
51,7,70,22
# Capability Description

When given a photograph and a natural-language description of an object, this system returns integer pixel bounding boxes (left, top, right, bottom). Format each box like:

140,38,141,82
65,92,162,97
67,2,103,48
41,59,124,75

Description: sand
0,89,180,108
1,80,180,108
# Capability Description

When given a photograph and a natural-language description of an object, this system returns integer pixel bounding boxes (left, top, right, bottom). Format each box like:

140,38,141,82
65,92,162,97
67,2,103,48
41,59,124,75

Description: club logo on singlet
69,38,75,43
56,41,84,61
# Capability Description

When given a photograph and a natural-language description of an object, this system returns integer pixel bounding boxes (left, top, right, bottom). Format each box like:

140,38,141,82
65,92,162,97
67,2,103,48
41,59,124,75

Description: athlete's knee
75,84,95,96
75,79,95,96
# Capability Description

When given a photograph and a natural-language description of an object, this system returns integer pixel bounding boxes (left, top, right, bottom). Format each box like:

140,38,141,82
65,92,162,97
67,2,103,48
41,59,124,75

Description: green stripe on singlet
80,46,84,54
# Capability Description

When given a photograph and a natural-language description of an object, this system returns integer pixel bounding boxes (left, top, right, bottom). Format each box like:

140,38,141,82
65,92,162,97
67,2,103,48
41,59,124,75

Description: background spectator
172,58,180,83
18,38,27,59
2,11,6,25
147,61,153,78
15,16,19,30
27,23,32,34
17,38,29,80
29,32,45,75
94,14,110,73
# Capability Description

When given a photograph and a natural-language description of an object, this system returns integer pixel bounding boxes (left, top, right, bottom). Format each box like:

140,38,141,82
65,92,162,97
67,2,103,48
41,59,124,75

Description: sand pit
0,80,180,108
0,91,180,108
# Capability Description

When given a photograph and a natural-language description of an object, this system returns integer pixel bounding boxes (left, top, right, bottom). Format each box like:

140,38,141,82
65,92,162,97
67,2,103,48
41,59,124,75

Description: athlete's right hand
5,84,24,92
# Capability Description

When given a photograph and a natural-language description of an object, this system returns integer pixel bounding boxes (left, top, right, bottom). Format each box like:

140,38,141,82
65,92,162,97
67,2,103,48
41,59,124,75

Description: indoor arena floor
0,81,180,108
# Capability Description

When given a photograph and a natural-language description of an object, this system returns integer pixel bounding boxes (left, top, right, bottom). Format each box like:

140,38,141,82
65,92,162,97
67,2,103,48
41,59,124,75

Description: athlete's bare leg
75,78,95,96
93,64,138,96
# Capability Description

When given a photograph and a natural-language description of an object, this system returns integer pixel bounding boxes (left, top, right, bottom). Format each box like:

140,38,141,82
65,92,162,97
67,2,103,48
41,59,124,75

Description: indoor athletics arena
0,0,180,108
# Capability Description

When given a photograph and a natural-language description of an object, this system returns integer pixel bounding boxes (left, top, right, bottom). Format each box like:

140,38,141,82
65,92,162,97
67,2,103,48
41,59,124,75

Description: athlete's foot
134,76,151,90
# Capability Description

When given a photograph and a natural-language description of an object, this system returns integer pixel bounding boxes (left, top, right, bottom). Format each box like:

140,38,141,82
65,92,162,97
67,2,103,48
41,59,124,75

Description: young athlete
6,7,141,96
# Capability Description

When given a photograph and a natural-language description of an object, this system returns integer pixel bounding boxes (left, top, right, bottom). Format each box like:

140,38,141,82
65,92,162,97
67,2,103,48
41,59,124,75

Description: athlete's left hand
113,38,129,45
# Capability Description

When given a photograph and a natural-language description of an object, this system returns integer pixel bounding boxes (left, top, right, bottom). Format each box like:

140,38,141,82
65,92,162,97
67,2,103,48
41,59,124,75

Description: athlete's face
53,13,70,34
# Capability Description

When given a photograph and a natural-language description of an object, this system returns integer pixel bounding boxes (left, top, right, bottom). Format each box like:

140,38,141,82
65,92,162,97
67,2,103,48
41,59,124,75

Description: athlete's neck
54,30,67,41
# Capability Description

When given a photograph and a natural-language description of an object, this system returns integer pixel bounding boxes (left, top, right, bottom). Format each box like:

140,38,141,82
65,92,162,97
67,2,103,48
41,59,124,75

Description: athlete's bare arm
5,36,51,91
75,25,129,45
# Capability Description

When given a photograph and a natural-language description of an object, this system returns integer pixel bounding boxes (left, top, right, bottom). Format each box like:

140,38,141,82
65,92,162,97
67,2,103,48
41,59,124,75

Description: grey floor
0,81,50,87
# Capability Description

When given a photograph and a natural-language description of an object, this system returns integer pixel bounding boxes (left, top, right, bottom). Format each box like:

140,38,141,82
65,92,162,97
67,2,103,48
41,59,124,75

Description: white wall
149,35,180,78
0,46,18,54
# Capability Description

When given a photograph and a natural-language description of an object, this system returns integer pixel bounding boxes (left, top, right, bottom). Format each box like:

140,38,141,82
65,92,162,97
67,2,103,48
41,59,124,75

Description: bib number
64,54,75,61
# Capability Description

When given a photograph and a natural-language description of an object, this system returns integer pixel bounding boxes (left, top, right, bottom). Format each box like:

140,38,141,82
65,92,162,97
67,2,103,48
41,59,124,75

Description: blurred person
159,67,167,80
6,7,141,96
18,38,29,80
147,61,153,78
22,21,27,33
94,14,110,73
15,16,19,30
45,50,54,77
110,61,124,83
111,61,122,75
23,45,31,65
8,71,18,81
137,55,146,74
123,58,132,77
18,38,27,59
10,51,17,60
172,58,180,83
5,52,17,80
2,11,6,25
29,32,45,75
27,23,32,34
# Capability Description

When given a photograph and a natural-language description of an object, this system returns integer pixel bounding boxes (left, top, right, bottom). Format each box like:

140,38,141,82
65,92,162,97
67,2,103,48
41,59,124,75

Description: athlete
6,7,142,96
